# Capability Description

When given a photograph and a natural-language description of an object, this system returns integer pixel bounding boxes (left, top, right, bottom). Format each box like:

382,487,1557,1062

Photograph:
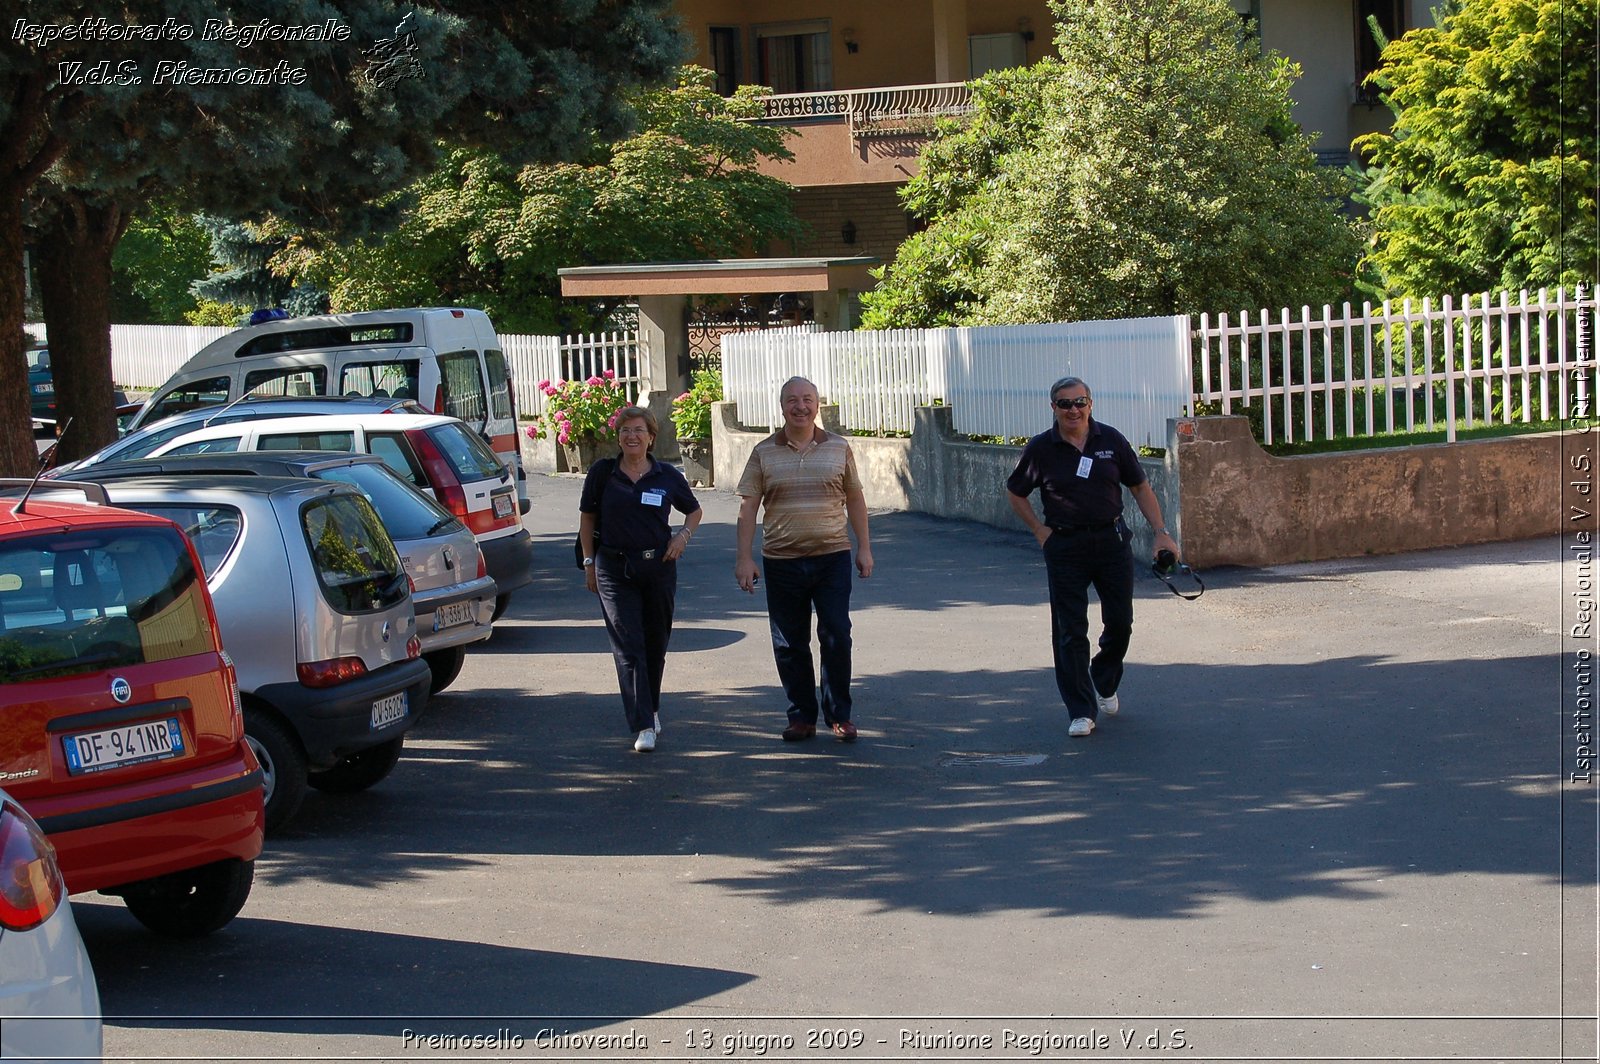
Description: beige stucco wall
674,0,1055,90
1173,416,1583,568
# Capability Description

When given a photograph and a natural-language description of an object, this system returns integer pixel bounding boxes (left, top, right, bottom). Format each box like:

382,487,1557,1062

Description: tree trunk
0,203,43,477
35,193,129,464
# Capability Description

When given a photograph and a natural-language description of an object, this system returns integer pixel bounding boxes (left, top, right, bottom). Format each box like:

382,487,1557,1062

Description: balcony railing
745,82,975,138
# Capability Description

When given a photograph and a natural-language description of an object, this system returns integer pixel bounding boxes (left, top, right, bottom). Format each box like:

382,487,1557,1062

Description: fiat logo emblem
110,677,132,704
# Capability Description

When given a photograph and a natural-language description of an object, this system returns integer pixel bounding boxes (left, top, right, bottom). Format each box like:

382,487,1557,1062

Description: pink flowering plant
524,370,629,446
670,368,722,440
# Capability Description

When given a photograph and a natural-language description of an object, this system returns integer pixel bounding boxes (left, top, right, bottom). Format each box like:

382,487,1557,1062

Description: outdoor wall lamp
842,27,859,53
841,220,857,245
1018,17,1035,41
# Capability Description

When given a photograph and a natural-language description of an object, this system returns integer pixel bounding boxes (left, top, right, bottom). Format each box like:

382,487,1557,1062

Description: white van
130,308,529,514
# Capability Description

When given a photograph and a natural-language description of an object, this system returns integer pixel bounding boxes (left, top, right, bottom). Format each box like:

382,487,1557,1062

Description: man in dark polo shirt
1005,376,1179,738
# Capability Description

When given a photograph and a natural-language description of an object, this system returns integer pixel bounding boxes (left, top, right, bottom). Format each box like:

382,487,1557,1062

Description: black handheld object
1151,549,1204,600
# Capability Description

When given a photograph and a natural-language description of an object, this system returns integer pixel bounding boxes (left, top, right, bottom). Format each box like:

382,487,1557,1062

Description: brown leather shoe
831,721,858,742
782,721,817,742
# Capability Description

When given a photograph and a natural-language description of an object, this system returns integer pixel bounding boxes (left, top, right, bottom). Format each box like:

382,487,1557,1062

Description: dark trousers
594,553,677,733
1044,526,1134,720
763,550,854,726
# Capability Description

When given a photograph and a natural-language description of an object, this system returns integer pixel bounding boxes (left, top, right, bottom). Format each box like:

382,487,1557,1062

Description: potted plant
671,368,721,486
524,371,629,473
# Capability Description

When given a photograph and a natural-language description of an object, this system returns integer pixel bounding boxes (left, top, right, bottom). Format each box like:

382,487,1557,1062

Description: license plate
32,383,52,395
432,599,476,632
370,691,407,729
492,493,514,519
63,717,184,775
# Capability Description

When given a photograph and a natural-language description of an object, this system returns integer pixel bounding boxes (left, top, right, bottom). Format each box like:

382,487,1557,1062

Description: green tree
863,0,1359,328
290,66,802,333
7,1,682,466
1355,0,1597,297
110,204,214,323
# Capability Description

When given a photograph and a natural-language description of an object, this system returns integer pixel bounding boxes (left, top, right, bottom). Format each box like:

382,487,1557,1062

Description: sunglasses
1053,397,1091,410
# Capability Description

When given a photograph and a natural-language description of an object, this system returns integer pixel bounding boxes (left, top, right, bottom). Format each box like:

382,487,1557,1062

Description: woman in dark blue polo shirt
578,406,703,751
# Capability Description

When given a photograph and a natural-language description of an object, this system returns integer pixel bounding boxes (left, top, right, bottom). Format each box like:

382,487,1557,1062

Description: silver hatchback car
66,453,496,694
46,474,432,833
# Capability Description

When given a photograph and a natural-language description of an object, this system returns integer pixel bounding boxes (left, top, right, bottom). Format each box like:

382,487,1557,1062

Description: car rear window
244,366,326,398
485,349,513,420
314,466,462,541
259,431,354,452
437,352,486,427
340,360,420,402
0,527,218,683
425,423,505,483
146,376,230,424
123,506,243,579
300,495,407,613
164,436,242,456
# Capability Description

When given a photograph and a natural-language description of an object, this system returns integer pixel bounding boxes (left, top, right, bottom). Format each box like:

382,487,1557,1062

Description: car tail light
406,635,421,660
432,383,446,416
0,801,65,931
220,650,244,742
408,428,469,519
406,573,416,594
474,545,487,581
297,657,369,688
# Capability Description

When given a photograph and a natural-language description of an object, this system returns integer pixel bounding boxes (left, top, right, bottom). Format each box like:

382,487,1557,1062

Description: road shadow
77,911,753,1030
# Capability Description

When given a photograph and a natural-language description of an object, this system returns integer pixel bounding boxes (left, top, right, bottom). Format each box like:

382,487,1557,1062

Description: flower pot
561,434,608,474
678,438,713,487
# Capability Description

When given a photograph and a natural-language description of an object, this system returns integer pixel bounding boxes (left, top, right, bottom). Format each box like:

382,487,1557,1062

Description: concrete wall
1172,415,1583,568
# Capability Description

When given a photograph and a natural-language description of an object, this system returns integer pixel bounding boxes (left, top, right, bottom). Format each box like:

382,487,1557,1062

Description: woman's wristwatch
582,557,595,566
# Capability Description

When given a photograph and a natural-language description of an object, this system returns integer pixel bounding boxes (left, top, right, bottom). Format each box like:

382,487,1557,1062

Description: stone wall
1171,416,1582,567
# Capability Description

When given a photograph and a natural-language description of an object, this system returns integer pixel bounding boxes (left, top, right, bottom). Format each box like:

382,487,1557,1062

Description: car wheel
244,710,307,834
424,646,466,694
491,593,512,621
121,858,254,938
306,736,405,794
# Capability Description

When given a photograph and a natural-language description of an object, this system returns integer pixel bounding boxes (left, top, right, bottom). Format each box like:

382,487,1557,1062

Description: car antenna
202,387,265,429
13,417,72,515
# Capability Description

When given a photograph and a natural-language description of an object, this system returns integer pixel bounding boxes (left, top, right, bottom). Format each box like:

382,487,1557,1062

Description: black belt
1049,521,1115,534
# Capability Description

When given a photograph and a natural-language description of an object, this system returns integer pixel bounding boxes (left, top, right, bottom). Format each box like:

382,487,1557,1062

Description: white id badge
1075,456,1094,479
640,490,666,507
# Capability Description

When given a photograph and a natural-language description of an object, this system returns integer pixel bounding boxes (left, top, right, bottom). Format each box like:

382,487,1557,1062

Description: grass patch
1262,417,1593,456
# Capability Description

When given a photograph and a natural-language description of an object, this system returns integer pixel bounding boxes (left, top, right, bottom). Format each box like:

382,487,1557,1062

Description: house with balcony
674,0,1437,264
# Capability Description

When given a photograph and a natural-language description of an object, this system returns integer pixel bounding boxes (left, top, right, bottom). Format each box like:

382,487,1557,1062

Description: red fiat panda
0,484,263,937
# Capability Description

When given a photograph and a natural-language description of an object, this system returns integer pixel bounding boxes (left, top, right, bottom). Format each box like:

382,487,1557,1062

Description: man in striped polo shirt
736,376,875,742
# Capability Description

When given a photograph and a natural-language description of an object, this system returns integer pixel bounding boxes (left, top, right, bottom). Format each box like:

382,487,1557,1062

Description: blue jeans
594,553,677,733
1043,526,1134,720
763,550,854,726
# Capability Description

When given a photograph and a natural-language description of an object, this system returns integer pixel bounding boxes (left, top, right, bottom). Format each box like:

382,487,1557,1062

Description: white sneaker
1089,670,1119,715
634,729,656,752
653,712,662,735
1068,717,1095,737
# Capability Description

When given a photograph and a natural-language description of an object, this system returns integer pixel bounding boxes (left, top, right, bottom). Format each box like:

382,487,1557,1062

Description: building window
1355,0,1404,103
755,20,832,94
1229,0,1262,39
709,26,740,96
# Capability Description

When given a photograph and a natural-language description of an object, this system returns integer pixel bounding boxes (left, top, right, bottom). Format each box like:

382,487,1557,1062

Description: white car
0,788,102,1063
136,412,533,618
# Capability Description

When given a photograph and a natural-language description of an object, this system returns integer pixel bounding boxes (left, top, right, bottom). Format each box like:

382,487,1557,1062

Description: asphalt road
74,471,1596,1063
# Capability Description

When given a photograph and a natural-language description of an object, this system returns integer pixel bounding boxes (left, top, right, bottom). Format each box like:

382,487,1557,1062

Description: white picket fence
499,332,649,416
66,324,648,418
44,285,1600,450
724,316,1189,449
1193,286,1597,444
